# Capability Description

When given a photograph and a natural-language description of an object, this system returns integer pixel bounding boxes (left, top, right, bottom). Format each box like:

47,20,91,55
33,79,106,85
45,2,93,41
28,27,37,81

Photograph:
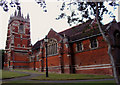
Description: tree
95,2,119,84
56,1,118,25
0,0,21,11
0,49,4,69
0,0,47,12
55,1,120,84
2,50,5,69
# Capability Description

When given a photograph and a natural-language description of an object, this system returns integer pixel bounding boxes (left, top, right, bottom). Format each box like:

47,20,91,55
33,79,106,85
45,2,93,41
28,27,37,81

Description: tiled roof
59,19,93,38
69,27,100,41
59,20,120,42
59,19,105,41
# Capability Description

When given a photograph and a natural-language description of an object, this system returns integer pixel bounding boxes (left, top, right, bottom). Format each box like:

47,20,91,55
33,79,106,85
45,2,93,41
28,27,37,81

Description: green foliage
57,1,118,26
0,0,20,11
35,0,47,12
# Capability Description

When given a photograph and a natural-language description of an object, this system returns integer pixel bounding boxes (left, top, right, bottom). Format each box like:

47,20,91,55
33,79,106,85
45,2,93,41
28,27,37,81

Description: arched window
19,23,24,33
47,38,58,56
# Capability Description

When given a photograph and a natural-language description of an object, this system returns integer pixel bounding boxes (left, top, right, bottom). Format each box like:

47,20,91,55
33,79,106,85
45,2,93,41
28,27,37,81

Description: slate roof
59,20,93,38
59,19,105,41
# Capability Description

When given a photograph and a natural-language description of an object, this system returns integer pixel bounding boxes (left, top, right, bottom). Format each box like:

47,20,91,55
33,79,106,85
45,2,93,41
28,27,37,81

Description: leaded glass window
47,39,57,55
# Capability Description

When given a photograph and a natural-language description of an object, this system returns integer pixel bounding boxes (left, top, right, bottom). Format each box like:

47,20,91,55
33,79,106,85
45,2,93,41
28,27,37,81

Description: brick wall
73,36,112,75
31,34,113,75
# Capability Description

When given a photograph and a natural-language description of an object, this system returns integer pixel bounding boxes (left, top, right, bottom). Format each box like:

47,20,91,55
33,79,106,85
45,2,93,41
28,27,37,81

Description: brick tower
5,9,31,69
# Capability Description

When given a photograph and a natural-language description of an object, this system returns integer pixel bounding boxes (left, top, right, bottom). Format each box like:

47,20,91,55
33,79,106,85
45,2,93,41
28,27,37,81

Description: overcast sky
0,0,119,49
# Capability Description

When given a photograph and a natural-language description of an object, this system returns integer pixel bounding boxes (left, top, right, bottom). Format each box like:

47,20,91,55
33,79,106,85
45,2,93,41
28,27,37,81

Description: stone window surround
17,44,21,47
89,38,98,49
76,41,84,52
19,23,25,34
47,38,58,56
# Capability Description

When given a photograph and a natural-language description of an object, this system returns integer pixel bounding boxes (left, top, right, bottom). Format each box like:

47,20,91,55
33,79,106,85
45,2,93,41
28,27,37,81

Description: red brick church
4,10,120,76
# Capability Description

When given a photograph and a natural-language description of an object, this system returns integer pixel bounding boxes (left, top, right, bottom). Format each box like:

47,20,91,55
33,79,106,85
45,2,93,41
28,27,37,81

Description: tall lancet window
19,23,24,33
47,38,58,56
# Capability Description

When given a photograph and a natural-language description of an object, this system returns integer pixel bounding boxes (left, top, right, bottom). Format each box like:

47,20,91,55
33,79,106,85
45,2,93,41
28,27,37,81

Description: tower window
17,44,20,47
19,23,24,33
23,45,25,48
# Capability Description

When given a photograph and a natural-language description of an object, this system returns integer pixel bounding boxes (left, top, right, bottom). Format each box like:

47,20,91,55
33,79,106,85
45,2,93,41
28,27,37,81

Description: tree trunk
95,2,119,84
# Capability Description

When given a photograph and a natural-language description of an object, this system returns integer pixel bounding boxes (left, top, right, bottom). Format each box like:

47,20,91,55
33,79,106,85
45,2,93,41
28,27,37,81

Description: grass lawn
14,69,45,74
2,80,116,85
2,69,115,85
2,70,30,79
13,69,114,80
30,73,113,80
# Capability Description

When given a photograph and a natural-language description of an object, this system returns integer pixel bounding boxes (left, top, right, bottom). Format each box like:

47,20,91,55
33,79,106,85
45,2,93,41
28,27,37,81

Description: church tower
5,9,31,69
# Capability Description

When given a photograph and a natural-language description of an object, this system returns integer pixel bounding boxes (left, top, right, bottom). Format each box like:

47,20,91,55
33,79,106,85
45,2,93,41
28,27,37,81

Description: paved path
2,71,114,83
2,71,43,82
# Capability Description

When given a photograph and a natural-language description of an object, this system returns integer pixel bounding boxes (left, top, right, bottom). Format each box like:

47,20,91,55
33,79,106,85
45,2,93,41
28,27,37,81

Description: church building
30,18,120,75
4,10,120,76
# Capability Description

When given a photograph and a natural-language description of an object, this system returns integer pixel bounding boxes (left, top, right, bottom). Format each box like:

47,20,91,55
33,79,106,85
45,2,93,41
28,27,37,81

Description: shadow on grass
2,80,116,85
30,73,113,80
1,83,116,85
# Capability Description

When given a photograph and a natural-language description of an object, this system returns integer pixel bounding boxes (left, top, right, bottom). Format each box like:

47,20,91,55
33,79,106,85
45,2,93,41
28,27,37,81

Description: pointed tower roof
9,7,30,23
